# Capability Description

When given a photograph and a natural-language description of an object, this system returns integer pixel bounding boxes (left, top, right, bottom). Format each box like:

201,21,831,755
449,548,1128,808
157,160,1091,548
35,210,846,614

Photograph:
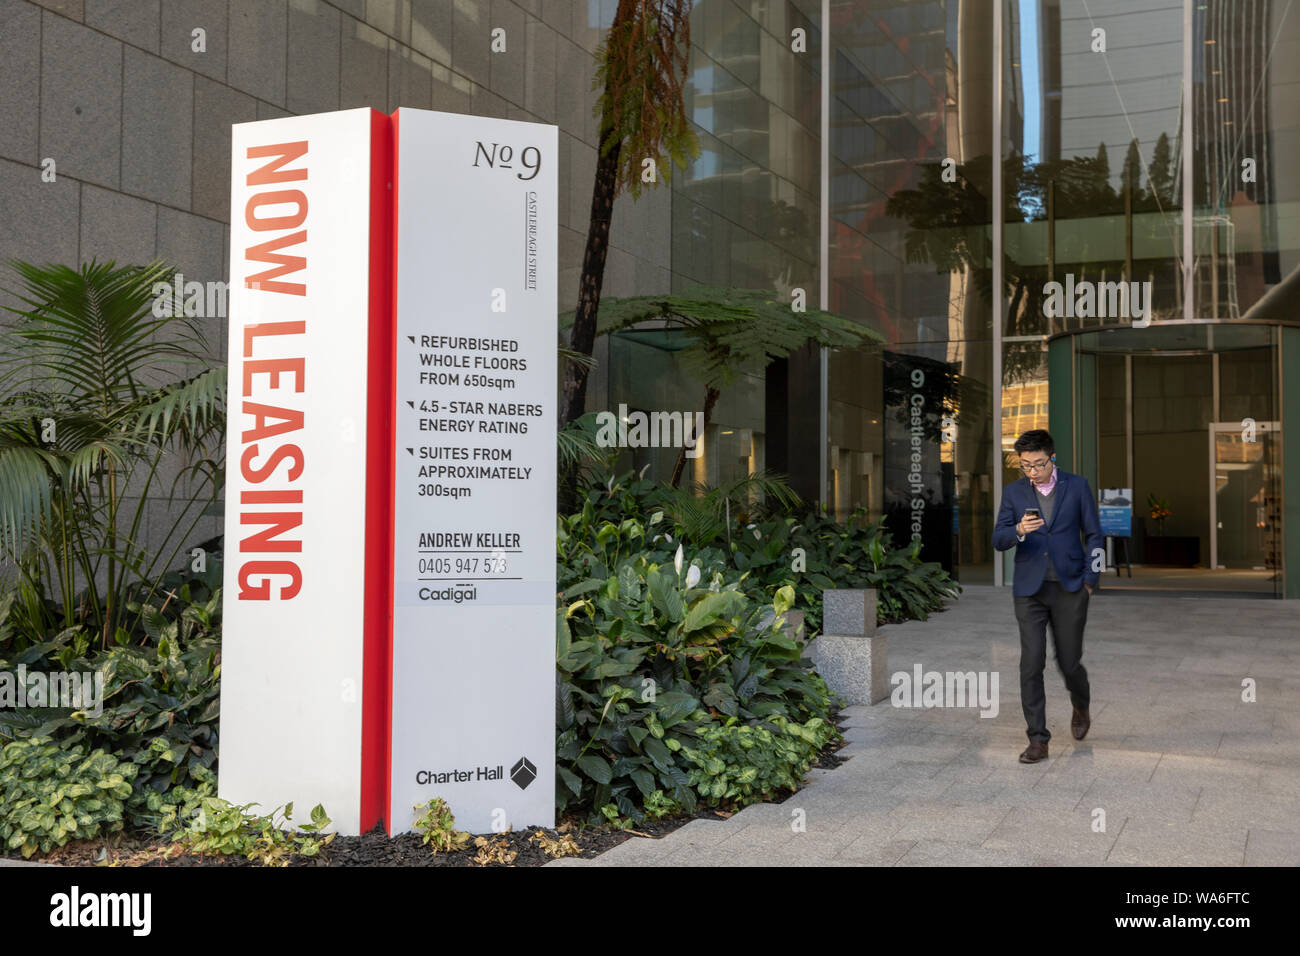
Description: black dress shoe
1019,740,1049,763
1072,706,1091,740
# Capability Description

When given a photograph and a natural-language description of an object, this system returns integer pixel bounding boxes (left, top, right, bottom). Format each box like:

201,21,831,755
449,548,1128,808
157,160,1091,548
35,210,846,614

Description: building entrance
1046,322,1283,597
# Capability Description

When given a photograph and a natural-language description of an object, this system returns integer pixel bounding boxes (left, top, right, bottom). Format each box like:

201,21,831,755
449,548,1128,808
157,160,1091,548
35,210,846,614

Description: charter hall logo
510,756,537,790
414,755,537,789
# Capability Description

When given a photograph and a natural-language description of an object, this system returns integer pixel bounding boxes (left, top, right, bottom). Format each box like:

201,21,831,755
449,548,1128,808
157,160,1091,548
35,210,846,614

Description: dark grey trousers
1014,581,1091,743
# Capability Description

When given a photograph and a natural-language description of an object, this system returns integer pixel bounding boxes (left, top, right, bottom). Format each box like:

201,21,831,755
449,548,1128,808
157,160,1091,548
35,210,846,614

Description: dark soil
813,705,851,770
16,709,851,867
27,810,738,868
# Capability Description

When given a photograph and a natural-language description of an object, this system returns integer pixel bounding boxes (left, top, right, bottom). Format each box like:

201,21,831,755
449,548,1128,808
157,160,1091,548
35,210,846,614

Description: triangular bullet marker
407,401,414,408
406,448,413,455
407,335,415,344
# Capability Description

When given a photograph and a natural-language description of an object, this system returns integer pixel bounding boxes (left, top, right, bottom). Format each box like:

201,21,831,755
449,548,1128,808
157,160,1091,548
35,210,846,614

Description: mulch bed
813,705,851,770
11,709,851,868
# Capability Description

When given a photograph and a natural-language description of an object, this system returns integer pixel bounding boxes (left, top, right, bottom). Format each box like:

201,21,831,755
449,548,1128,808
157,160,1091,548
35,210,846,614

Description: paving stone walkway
553,585,1300,867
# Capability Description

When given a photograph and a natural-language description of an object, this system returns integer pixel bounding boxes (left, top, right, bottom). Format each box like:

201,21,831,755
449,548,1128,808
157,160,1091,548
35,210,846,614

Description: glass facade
7,0,1296,595
828,0,995,582
1194,0,1300,319
599,1,821,493
589,0,1300,596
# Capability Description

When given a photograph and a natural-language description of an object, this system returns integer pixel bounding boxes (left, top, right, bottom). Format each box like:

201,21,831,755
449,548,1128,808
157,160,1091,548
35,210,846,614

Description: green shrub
170,798,333,866
569,470,961,629
556,508,834,823
0,567,222,833
0,736,136,858
413,796,470,854
729,508,961,629
642,789,680,820
137,763,217,836
555,470,960,824
680,715,834,806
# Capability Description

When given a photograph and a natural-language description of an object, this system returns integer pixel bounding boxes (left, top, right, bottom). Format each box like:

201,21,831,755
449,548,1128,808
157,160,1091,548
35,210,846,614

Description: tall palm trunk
560,0,637,433
557,134,622,514
557,4,633,513
561,139,622,431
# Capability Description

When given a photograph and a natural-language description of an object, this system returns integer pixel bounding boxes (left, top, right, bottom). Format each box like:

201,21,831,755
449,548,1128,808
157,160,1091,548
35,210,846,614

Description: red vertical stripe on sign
359,109,394,834
382,109,402,835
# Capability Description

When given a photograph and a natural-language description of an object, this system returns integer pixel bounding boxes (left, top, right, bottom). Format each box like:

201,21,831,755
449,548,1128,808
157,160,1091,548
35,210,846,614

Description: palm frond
0,444,60,555
0,258,227,641
561,287,882,390
127,366,228,446
558,346,597,372
699,469,802,516
558,412,613,468
2,259,209,415
659,470,801,547
63,439,134,496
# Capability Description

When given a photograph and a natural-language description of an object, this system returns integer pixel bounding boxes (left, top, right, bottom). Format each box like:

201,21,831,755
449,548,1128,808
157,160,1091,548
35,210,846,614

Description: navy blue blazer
992,470,1104,597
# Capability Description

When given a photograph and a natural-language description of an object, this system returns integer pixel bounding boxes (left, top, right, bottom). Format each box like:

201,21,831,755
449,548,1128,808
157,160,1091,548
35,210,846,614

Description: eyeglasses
1019,460,1053,473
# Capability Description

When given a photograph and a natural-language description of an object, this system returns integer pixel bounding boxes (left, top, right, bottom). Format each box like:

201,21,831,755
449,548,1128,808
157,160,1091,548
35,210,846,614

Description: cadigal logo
417,585,477,603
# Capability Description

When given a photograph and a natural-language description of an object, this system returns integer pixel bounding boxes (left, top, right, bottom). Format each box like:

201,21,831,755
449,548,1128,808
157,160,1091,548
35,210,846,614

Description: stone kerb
808,589,889,705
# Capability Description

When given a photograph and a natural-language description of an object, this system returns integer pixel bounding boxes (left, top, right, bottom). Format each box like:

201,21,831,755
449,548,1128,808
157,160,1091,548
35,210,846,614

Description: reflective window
1193,0,1300,318
830,0,996,582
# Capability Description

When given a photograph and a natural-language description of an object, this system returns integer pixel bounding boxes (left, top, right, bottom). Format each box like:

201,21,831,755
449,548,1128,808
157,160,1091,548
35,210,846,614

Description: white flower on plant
674,543,683,577
685,564,701,588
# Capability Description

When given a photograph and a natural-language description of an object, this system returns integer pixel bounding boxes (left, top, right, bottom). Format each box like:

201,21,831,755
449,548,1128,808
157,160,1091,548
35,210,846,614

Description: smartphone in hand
1024,508,1040,520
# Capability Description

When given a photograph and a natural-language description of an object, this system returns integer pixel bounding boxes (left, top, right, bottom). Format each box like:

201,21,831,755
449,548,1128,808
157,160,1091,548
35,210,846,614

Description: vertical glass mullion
993,0,1005,586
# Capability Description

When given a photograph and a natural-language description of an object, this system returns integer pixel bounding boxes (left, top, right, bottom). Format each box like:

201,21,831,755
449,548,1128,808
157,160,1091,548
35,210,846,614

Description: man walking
993,429,1103,763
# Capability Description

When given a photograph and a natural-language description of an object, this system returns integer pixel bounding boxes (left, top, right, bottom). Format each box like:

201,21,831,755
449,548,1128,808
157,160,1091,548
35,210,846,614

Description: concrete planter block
812,589,888,705
822,589,876,637
810,633,890,705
